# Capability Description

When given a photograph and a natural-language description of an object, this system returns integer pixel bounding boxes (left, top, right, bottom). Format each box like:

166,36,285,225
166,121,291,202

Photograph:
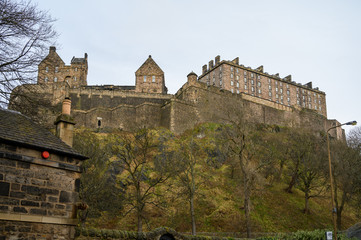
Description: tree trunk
137,211,143,233
286,161,299,193
243,174,252,238
304,191,309,214
336,209,342,230
190,194,196,235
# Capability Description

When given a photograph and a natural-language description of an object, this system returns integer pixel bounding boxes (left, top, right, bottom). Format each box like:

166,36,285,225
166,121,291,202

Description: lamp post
326,120,357,240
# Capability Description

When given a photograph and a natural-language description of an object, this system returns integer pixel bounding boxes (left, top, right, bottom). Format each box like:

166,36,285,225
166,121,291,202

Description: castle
11,47,343,139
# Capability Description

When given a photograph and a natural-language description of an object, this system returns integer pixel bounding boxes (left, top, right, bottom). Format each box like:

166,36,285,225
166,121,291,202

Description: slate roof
71,57,86,64
0,108,87,160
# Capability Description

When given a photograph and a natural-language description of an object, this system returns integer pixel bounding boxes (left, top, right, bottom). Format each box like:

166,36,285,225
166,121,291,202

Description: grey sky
35,0,361,134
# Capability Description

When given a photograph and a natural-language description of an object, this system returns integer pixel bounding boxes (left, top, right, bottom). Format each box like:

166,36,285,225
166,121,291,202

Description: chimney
202,64,208,74
209,60,214,70
215,55,221,65
55,97,75,147
49,46,56,53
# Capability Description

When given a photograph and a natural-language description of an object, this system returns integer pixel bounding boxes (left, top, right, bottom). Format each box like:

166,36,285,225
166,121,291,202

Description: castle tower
38,46,88,88
135,55,167,94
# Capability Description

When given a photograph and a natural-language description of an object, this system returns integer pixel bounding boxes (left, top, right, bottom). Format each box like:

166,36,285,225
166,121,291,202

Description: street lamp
326,120,357,240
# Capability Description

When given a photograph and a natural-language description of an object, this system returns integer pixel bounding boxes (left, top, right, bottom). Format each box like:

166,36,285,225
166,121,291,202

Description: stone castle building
11,47,344,139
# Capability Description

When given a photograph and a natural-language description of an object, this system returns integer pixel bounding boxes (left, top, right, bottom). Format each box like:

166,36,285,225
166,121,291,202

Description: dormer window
144,76,147,82
152,76,155,82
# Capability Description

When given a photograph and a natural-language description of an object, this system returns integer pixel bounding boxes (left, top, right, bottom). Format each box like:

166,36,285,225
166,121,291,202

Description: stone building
0,102,87,239
198,56,327,117
37,46,88,88
10,47,345,140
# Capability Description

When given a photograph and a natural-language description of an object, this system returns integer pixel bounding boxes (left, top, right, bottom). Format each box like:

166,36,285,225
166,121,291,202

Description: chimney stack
55,97,75,147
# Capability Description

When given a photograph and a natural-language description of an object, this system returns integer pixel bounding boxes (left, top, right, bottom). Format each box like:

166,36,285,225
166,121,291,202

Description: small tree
73,129,123,227
111,128,170,233
0,0,57,107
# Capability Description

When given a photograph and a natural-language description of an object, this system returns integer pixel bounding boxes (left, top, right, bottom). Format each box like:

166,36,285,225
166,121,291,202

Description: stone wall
0,143,82,239
10,77,341,139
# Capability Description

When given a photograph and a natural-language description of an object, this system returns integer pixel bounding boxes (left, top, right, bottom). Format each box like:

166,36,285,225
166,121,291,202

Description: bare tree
331,132,361,229
0,0,56,107
110,128,170,233
223,120,270,238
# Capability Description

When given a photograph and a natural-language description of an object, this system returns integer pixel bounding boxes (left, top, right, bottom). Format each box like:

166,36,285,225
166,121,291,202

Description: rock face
347,222,361,240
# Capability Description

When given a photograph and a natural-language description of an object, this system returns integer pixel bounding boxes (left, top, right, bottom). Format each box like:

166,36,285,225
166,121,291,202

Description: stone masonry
10,48,345,140
0,109,87,239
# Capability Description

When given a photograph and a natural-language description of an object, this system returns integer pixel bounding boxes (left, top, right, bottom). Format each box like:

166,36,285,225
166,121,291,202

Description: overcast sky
35,0,361,134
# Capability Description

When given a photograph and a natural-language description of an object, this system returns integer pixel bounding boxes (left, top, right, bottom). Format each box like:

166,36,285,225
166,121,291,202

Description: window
236,89,240,94
251,80,254,85
236,75,239,80
220,73,222,78
236,82,239,88
44,77,48,82
309,103,312,108
257,81,261,87
269,85,272,90
319,100,321,104
258,75,261,80
245,85,248,90
244,77,247,83
268,78,271,83
276,94,279,98
269,92,272,97
55,67,59,73
280,82,283,87
287,90,290,95
231,73,233,78
319,106,322,110
220,80,222,86
45,67,49,73
258,89,261,94
74,76,77,81
54,77,57,82
75,67,78,72
287,97,290,102
297,88,299,92
144,76,147,82
152,76,155,82
230,66,233,72
236,69,239,73
287,84,289,89
297,100,300,105
251,73,254,78
275,81,278,86
244,71,247,76
281,95,283,100
219,66,222,72
231,89,234,93
251,86,255,92
280,88,283,94
231,80,234,86
276,87,278,92
315,106,317,110
314,99,317,103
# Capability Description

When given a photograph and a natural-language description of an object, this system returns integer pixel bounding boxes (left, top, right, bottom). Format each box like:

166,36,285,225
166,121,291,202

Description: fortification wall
170,80,330,135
